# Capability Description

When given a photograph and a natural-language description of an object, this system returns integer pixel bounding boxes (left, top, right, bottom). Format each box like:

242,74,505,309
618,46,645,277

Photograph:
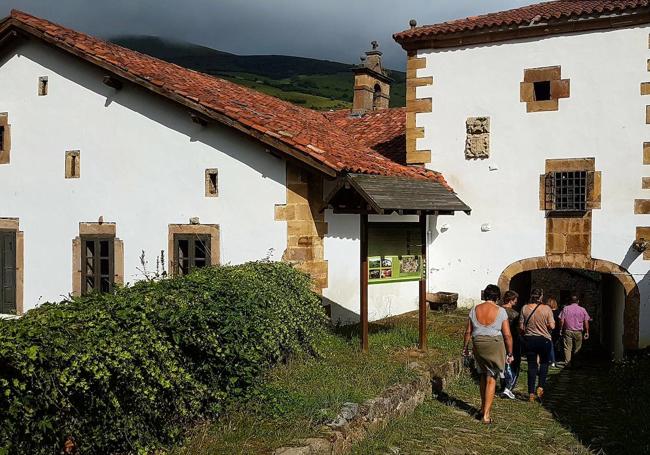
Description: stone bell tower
352,41,392,114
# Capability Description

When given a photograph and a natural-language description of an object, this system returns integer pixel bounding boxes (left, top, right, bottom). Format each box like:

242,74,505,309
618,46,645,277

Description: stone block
274,204,288,221
545,157,595,172
634,199,650,214
546,233,566,254
644,143,650,165
565,234,590,254
524,66,561,83
642,177,650,189
641,82,650,95
551,79,570,99
520,82,534,102
527,99,558,112
283,247,314,262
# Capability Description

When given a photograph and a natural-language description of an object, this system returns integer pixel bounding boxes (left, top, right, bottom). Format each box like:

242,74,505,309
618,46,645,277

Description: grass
173,310,467,455
352,349,650,455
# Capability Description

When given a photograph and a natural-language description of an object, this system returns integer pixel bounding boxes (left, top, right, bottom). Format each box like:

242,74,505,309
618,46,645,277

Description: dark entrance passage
0,230,16,314
510,268,625,359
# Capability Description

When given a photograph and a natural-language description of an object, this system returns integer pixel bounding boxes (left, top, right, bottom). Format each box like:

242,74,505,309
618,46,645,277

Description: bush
0,261,326,454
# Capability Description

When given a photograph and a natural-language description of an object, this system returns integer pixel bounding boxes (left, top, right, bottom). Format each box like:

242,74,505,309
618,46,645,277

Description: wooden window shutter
0,231,17,314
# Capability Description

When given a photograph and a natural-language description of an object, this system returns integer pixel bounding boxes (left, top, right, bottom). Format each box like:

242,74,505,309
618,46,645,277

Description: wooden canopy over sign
325,173,471,215
325,173,471,352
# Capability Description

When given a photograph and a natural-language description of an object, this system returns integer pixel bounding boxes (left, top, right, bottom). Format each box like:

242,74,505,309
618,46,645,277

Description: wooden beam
360,213,369,353
189,112,208,126
418,213,427,351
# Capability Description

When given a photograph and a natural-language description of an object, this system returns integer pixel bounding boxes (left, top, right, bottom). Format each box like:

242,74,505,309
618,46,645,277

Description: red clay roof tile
395,0,649,43
2,10,450,187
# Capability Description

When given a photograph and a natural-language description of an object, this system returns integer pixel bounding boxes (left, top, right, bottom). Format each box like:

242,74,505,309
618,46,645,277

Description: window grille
545,171,587,212
173,234,211,276
81,236,114,294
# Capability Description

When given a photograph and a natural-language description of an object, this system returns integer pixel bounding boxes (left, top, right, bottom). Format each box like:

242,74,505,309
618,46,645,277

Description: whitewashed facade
405,22,650,351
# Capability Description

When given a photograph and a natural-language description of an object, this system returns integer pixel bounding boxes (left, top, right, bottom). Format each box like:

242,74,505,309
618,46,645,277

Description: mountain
111,36,406,110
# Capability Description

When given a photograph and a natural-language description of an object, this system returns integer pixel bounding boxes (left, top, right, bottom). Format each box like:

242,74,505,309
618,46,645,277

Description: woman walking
519,288,555,402
463,284,513,423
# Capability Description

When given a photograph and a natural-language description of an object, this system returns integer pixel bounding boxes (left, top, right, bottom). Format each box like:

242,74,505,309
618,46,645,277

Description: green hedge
0,261,326,454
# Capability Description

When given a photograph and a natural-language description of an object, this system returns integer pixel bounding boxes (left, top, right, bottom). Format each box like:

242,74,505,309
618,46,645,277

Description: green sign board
369,255,422,284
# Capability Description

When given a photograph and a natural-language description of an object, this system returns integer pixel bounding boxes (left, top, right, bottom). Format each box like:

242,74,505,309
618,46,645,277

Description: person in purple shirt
559,294,591,366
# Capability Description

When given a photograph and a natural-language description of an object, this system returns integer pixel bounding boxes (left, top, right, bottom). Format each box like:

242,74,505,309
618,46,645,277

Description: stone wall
275,164,328,293
273,357,465,455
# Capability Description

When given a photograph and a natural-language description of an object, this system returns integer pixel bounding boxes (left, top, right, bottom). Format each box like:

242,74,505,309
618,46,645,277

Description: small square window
38,76,48,96
65,151,80,179
205,168,218,197
533,81,551,101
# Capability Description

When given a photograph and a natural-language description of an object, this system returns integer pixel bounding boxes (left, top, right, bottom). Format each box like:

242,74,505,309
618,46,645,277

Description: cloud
0,0,539,69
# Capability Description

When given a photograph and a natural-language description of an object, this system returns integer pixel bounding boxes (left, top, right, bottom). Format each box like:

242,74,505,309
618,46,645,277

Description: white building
394,0,650,355
0,10,468,352
3,1,650,357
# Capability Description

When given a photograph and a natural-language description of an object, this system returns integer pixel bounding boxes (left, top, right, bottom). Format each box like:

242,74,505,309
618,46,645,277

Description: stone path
351,350,650,455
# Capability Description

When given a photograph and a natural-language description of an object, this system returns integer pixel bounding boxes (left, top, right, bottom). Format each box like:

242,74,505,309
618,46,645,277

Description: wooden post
418,213,427,351
360,213,369,352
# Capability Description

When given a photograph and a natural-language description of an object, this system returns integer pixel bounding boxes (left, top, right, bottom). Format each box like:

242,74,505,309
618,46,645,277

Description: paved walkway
352,350,650,455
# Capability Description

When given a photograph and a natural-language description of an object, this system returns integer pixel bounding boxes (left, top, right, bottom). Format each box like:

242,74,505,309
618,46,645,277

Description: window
205,168,218,197
544,171,587,212
81,236,115,294
65,150,80,179
168,224,220,276
38,76,48,96
0,230,17,314
520,66,570,112
73,222,123,296
0,113,9,165
173,234,211,275
533,80,551,101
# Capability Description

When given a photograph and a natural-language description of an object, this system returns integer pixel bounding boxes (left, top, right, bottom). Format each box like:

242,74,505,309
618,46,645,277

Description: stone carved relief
464,116,490,159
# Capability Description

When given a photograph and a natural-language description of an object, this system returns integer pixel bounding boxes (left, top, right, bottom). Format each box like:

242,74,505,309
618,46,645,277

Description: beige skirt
472,335,506,378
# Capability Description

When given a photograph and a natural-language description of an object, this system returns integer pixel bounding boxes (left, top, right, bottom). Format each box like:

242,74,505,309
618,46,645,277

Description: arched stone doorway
498,255,639,351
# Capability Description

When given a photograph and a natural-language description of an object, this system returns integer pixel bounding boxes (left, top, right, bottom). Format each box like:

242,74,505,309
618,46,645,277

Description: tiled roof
324,108,407,165
1,10,448,186
394,0,649,43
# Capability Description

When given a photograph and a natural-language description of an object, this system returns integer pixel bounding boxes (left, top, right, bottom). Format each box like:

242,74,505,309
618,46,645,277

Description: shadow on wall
14,42,284,187
325,296,360,326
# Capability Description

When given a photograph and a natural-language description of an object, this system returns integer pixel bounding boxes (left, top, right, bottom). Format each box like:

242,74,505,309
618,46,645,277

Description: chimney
352,41,392,115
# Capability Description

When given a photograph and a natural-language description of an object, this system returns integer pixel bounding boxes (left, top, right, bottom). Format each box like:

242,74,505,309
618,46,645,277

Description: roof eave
394,8,650,51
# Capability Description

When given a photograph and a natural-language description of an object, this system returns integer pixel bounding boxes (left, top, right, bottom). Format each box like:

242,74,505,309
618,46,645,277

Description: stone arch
498,255,640,350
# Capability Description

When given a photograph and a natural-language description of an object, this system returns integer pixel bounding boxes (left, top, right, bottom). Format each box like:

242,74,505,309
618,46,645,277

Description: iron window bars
545,170,587,213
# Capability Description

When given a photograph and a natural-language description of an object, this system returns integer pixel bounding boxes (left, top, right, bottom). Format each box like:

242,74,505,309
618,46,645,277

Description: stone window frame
0,218,24,315
204,168,218,197
520,66,570,112
65,150,80,179
72,222,124,296
168,224,220,276
0,113,11,165
539,158,601,215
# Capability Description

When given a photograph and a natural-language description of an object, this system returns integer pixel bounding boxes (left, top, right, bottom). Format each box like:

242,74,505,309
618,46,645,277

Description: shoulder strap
524,304,541,329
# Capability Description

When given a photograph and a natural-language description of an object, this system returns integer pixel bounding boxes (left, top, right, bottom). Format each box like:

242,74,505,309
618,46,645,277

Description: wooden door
0,230,16,314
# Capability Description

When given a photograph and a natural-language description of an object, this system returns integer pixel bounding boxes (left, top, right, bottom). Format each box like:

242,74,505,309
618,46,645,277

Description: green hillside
111,36,406,110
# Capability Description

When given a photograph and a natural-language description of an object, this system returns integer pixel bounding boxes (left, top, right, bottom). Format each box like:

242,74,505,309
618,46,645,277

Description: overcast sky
0,0,538,69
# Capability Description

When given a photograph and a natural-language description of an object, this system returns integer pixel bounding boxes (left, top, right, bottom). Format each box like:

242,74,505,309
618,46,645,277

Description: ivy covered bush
0,261,326,454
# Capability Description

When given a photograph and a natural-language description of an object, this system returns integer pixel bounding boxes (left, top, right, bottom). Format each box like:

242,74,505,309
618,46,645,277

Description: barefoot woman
463,284,514,423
